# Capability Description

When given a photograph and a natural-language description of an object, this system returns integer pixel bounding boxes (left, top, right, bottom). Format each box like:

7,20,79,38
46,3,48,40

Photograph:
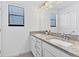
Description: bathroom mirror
48,2,77,35
59,5,77,35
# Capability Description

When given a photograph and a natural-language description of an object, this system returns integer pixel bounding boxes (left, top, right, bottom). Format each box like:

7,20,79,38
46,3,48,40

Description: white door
0,2,1,55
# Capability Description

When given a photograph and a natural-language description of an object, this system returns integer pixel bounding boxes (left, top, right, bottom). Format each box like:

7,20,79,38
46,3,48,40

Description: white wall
58,5,76,34
1,1,33,56
0,1,1,52
58,2,79,35
28,7,40,31
38,9,50,31
76,3,79,35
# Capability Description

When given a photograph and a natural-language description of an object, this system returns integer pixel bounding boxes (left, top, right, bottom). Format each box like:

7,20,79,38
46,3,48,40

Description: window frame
50,15,56,27
8,5,24,26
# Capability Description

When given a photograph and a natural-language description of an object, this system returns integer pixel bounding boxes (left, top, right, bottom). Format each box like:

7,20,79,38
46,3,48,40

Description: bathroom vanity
30,32,79,57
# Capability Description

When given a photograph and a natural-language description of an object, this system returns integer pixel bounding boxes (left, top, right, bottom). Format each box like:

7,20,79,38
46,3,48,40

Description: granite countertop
31,32,79,57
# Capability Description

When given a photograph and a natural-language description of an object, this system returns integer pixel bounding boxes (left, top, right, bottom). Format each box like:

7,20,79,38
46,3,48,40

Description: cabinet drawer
32,47,36,57
36,53,41,57
36,46,42,54
43,49,55,57
36,39,42,49
36,49,42,57
36,45,41,51
31,39,36,45
43,42,71,57
36,43,41,49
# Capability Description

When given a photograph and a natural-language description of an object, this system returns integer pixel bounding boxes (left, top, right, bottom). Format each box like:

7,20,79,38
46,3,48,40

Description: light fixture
45,2,49,6
49,4,53,8
40,1,63,11
40,1,53,10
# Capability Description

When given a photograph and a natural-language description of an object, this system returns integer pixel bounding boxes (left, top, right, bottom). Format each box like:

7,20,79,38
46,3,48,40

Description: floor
16,51,34,57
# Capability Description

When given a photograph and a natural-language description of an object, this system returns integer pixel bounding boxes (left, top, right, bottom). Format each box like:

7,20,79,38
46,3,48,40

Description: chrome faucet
45,30,51,35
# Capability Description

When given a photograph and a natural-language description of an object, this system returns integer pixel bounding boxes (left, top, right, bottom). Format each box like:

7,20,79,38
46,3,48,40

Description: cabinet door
43,49,55,57
31,36,36,57
36,49,42,57
36,38,42,57
43,41,71,57
42,42,55,57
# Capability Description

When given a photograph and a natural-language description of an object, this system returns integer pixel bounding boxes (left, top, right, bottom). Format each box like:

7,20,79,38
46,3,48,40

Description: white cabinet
31,35,73,57
36,38,42,57
42,41,72,57
31,36,42,57
42,42,55,57
31,36,36,57
43,49,55,57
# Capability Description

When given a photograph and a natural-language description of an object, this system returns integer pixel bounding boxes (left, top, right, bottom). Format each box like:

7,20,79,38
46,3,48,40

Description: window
8,5,24,26
50,15,56,27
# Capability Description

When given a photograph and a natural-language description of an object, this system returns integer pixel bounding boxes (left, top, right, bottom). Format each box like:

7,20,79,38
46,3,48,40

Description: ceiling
7,1,77,10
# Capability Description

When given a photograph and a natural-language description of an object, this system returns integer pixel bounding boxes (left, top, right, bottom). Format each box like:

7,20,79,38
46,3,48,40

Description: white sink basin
48,39,73,47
